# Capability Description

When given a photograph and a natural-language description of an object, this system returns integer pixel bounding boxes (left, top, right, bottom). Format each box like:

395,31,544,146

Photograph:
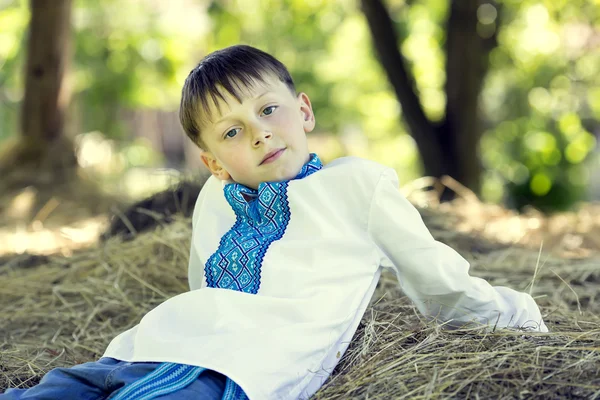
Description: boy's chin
230,165,306,188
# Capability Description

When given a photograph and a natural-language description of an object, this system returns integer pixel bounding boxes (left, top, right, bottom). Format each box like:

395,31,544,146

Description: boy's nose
252,127,273,146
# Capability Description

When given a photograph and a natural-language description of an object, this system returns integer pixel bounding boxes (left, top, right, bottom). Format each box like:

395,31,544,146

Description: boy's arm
367,168,548,332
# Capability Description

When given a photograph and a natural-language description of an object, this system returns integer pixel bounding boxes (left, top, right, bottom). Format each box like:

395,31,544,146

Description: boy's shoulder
322,156,390,182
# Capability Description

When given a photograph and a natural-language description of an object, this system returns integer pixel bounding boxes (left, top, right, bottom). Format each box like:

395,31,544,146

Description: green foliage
1,0,599,210
0,0,207,139
480,2,599,210
71,0,206,137
0,0,28,141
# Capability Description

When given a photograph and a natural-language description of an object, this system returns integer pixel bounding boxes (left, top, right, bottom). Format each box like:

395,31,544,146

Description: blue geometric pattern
223,377,251,399
111,363,206,400
111,154,322,400
204,153,323,293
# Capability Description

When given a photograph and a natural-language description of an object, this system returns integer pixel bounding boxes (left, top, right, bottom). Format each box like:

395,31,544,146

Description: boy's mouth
260,148,286,165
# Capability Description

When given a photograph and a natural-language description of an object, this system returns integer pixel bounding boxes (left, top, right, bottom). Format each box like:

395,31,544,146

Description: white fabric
103,156,548,400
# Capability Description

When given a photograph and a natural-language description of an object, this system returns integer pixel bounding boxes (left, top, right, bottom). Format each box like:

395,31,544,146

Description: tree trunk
20,0,73,159
361,0,497,194
360,0,446,180
0,0,75,186
443,0,488,192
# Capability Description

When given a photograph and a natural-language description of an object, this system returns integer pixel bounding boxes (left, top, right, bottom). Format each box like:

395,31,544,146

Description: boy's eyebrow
212,90,273,126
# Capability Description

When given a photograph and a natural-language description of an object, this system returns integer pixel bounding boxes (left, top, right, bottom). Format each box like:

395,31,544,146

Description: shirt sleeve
188,236,205,291
367,168,548,332
188,178,213,291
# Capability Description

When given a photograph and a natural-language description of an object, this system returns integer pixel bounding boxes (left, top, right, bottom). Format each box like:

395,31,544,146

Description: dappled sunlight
2,129,598,259
0,215,107,257
7,187,37,220
75,131,116,172
0,132,183,257
402,175,600,258
74,131,185,199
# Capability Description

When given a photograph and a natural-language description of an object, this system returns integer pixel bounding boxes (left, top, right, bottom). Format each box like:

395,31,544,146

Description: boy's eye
262,105,277,116
224,128,239,139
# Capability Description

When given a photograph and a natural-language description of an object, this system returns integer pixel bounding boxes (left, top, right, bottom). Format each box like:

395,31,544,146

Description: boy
1,45,548,400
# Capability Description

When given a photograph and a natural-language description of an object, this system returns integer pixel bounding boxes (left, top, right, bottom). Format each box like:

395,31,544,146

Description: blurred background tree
0,0,76,178
362,0,498,196
0,0,599,212
479,0,600,211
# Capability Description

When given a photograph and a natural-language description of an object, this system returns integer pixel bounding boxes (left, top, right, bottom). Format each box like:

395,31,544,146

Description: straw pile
1,185,600,398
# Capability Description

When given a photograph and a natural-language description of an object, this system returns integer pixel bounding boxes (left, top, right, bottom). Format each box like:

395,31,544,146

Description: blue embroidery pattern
204,153,323,293
111,364,206,400
223,378,250,399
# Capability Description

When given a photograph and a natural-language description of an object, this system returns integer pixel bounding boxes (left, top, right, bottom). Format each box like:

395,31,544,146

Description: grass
1,183,600,398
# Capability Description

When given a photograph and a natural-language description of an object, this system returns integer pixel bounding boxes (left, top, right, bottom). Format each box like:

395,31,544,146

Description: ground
1,175,599,398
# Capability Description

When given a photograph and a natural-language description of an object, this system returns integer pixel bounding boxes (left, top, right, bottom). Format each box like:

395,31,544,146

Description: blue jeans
0,358,226,400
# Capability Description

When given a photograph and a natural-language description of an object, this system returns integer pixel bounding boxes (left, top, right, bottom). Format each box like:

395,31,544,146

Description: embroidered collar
223,153,322,221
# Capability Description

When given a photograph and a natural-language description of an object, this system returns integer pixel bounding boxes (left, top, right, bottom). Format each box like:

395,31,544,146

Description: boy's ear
298,92,315,133
200,151,231,181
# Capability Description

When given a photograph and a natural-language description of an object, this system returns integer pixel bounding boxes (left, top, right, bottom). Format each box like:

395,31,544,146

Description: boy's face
197,74,315,190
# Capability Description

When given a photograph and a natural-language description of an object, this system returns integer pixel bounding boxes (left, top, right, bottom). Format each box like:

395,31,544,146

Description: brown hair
179,45,296,150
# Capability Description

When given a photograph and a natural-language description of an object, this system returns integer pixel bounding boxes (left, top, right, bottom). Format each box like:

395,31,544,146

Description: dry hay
1,202,600,398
